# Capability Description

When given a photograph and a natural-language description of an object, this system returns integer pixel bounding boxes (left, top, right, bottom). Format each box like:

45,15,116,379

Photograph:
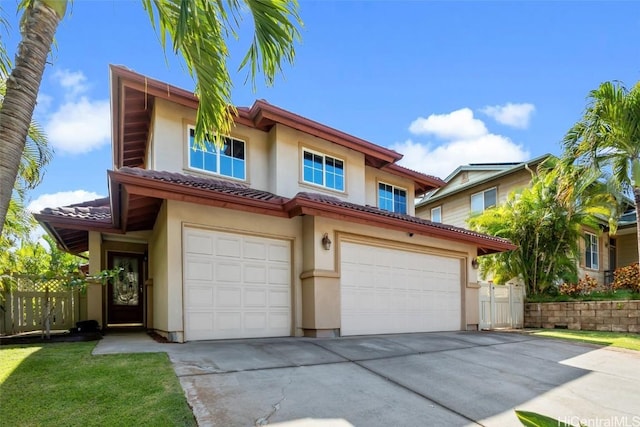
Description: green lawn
533,329,640,351
0,342,196,426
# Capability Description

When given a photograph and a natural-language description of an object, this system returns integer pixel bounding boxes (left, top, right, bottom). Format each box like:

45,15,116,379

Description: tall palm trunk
0,1,62,236
634,188,640,279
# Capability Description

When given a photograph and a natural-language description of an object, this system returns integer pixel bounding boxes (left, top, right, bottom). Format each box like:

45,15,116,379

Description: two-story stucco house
35,66,514,342
416,155,638,286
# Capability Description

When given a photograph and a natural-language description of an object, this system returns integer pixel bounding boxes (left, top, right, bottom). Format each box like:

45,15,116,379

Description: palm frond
142,0,301,148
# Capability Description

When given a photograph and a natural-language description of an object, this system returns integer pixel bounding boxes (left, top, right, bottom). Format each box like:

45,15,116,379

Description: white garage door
340,242,461,336
183,227,291,341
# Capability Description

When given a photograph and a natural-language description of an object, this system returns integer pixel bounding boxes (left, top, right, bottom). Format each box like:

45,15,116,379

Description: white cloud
45,97,111,154
28,190,104,213
41,69,110,154
480,102,535,129
392,107,530,179
409,108,488,140
53,69,89,99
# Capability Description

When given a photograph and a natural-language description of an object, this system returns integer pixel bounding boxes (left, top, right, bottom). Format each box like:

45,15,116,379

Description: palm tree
563,81,640,272
0,0,301,236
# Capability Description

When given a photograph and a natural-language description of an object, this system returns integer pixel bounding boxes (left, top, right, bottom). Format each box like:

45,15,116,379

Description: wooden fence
1,276,80,335
479,282,525,330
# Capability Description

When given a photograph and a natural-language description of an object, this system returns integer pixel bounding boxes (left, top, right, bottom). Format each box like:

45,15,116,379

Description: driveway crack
254,368,295,426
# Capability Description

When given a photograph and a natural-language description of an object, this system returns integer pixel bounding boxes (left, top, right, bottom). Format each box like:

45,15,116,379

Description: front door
107,252,144,325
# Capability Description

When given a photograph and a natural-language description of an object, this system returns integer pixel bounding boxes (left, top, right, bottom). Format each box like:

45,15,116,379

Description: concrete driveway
94,331,640,426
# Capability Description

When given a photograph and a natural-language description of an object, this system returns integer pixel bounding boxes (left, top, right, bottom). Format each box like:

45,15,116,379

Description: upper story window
471,187,497,214
378,183,407,214
302,149,344,191
585,232,599,270
188,127,246,180
431,206,442,223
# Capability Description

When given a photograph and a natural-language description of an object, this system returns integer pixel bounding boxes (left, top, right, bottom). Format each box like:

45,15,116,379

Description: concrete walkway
94,331,640,426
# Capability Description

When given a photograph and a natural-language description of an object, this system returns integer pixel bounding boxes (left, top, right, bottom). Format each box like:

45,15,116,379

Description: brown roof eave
283,197,516,255
34,213,118,233
383,164,446,194
108,170,289,218
250,100,403,165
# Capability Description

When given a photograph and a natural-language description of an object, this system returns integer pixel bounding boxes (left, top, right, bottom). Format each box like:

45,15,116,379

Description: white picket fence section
479,282,524,330
1,276,80,335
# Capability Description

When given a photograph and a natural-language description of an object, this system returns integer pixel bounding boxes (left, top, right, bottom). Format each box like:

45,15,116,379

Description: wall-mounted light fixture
471,257,479,269
321,233,332,250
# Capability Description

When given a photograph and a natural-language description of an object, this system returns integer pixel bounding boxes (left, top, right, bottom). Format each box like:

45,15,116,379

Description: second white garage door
340,241,462,336
183,228,291,341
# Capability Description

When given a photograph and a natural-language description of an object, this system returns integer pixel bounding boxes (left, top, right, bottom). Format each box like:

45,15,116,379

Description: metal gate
479,282,524,330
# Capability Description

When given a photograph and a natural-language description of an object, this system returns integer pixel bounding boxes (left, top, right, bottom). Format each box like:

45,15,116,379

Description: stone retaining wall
524,300,639,332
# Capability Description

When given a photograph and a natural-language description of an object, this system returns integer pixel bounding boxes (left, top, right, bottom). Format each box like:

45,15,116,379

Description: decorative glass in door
113,256,140,306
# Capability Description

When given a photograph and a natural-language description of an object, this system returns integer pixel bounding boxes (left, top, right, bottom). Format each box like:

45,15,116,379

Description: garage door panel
243,288,267,307
268,266,290,285
215,262,242,283
185,233,214,255
184,228,291,341
269,244,289,263
269,289,290,307
341,242,461,336
244,241,267,260
186,287,214,307
244,264,267,283
216,287,242,307
185,258,213,281
216,237,241,258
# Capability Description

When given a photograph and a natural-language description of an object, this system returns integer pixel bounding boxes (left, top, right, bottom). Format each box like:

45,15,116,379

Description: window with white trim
302,149,344,191
378,183,407,214
471,187,497,214
431,206,442,223
188,127,246,180
585,232,599,270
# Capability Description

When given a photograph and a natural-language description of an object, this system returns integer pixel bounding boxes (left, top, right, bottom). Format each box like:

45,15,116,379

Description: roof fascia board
34,213,118,232
283,197,515,254
108,170,288,218
418,154,552,207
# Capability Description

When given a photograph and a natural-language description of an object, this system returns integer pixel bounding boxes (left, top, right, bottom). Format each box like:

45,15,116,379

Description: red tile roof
118,167,287,203
292,192,513,248
38,197,112,223
38,168,515,254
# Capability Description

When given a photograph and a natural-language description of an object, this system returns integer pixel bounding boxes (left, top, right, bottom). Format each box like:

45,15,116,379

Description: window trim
378,181,408,214
471,187,497,214
186,125,247,181
431,206,442,223
585,232,599,270
301,147,345,192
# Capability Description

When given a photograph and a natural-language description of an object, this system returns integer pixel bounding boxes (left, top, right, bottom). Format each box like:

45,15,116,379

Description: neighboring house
36,66,514,342
415,155,637,286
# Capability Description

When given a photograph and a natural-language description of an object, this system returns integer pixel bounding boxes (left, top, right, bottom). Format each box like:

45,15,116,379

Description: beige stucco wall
149,201,170,335
148,98,420,210
615,231,638,268
85,231,103,324
417,168,534,228
364,166,416,216
576,228,608,285
150,98,272,191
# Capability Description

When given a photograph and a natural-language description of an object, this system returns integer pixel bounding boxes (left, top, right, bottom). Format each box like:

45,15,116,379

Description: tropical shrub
468,157,618,296
612,263,640,292
558,274,598,296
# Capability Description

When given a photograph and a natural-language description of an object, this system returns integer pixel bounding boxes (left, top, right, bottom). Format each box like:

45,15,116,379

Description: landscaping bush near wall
524,301,639,333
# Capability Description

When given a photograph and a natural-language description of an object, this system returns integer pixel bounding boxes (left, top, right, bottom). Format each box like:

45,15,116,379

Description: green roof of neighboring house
417,153,553,208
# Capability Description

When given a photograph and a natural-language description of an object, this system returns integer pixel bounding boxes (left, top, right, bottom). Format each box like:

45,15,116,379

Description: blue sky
2,1,639,212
